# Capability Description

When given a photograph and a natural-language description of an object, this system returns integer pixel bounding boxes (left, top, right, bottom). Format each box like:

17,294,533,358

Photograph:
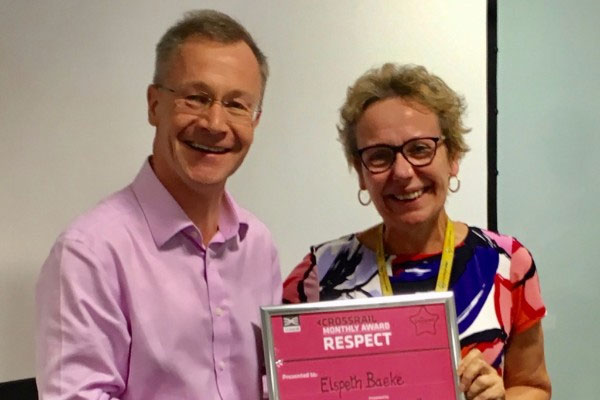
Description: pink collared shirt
36,161,282,399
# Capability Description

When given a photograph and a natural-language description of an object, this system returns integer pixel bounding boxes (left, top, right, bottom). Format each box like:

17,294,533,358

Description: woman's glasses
357,137,443,174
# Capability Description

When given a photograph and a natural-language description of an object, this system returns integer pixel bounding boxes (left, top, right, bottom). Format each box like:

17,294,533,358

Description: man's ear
251,109,262,129
147,84,159,127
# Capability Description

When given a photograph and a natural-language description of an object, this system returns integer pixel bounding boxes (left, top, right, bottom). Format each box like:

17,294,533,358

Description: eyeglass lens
159,85,258,123
360,137,439,172
175,94,255,122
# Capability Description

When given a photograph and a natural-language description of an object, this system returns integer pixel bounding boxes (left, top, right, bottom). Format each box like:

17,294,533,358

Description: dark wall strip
487,0,498,231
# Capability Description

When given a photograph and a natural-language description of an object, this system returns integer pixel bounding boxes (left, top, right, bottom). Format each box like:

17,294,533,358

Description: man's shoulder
59,184,141,245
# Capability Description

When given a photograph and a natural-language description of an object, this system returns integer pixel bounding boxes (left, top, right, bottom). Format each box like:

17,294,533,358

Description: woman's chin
382,208,445,231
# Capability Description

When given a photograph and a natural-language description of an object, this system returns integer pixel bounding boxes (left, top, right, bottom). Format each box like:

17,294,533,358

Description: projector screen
0,0,487,380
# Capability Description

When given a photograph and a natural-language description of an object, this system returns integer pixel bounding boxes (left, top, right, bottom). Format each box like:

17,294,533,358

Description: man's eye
186,94,212,105
225,100,249,111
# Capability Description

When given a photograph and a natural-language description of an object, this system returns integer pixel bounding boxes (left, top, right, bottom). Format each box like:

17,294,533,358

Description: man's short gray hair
153,10,269,96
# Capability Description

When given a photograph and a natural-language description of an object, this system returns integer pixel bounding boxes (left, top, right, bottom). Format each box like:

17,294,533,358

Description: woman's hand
458,348,505,400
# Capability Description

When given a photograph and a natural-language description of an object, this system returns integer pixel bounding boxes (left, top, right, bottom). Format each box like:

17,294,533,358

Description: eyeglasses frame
154,83,261,123
356,136,444,174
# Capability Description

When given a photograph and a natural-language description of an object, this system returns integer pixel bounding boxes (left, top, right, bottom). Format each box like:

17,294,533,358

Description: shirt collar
218,191,248,242
131,159,248,247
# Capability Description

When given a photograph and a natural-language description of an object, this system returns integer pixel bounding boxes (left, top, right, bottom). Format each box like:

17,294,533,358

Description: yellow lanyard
376,219,455,296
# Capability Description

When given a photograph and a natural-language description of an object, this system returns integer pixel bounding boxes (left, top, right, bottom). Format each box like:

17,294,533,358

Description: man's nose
200,102,228,133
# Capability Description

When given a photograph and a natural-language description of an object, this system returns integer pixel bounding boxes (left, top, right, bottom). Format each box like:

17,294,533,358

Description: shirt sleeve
261,241,284,400
282,252,319,304
36,235,130,399
509,240,547,334
270,241,283,306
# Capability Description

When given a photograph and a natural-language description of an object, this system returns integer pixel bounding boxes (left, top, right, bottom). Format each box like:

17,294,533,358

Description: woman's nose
390,153,415,179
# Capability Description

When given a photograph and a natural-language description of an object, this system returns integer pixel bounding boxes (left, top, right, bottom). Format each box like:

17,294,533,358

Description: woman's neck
383,211,449,255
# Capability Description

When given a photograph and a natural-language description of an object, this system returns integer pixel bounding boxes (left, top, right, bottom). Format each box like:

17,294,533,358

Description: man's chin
178,158,246,191
186,174,228,188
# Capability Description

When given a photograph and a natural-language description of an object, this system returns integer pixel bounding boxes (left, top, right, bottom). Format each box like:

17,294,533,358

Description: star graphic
409,306,439,336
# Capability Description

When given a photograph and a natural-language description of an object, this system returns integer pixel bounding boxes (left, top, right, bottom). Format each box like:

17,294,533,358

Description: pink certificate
261,292,465,400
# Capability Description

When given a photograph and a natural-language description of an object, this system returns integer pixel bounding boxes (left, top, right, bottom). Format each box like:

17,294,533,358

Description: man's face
147,38,262,198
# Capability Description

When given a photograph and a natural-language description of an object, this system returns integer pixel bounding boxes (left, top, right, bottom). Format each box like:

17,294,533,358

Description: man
36,10,281,399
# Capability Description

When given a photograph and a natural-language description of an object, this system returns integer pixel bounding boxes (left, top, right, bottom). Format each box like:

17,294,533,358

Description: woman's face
354,97,458,230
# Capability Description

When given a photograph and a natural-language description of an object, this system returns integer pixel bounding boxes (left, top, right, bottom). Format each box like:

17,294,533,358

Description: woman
283,64,551,399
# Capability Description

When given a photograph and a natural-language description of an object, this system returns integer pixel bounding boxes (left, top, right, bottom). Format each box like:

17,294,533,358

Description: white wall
498,1,600,397
0,0,488,381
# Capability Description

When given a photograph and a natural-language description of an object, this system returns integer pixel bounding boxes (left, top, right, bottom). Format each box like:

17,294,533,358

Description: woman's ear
450,155,460,177
354,158,367,190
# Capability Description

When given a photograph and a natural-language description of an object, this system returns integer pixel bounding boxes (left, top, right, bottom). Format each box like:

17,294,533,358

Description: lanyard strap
376,219,455,296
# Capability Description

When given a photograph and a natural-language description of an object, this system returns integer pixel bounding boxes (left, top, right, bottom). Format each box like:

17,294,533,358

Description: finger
466,374,501,399
458,348,482,375
472,380,504,400
459,356,488,392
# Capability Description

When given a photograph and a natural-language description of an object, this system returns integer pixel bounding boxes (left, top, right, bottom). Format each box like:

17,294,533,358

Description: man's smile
182,140,230,154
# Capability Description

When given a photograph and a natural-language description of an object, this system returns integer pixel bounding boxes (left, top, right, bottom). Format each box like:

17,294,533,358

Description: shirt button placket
206,243,231,398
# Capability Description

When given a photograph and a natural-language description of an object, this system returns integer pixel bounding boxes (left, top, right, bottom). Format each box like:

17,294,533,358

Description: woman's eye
368,149,393,165
407,143,433,157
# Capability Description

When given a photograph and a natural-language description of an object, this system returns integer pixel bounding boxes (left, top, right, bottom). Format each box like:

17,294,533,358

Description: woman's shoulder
311,232,364,257
465,225,527,256
283,231,371,303
310,226,380,267
465,225,537,282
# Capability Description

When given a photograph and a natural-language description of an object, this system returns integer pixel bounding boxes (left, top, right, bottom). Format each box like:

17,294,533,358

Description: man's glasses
357,137,443,174
155,84,260,124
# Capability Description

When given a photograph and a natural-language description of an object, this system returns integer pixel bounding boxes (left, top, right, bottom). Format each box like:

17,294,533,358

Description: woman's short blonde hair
338,63,470,166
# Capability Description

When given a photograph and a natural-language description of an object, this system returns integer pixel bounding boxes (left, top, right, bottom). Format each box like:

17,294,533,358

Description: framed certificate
261,291,465,400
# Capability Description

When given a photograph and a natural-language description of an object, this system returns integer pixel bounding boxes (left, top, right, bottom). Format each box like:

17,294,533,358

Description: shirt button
219,361,226,370
215,307,224,317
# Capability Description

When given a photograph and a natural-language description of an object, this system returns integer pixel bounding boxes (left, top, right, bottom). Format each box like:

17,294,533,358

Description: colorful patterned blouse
283,226,546,374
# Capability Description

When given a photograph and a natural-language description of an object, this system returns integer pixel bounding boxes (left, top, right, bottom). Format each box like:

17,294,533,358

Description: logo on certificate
283,315,301,333
409,306,439,336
